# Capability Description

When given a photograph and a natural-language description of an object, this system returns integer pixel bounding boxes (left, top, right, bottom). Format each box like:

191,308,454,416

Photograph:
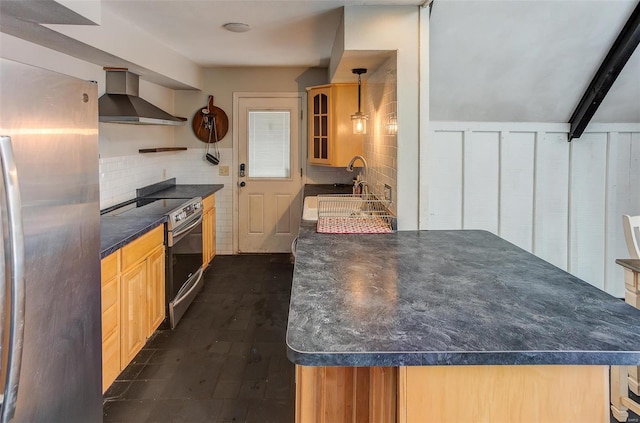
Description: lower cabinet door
209,209,216,262
202,208,216,267
147,246,165,336
121,261,147,365
102,330,120,393
202,209,211,267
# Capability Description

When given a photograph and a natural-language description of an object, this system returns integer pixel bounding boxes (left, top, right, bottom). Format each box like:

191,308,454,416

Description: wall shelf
138,147,187,154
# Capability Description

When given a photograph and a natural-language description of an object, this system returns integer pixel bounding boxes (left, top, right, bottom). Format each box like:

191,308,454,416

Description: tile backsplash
363,56,398,215
100,148,233,254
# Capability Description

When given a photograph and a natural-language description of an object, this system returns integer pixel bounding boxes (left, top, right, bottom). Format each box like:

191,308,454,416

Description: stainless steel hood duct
99,69,186,126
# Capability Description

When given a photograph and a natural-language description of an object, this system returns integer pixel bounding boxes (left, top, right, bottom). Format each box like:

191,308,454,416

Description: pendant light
351,68,368,135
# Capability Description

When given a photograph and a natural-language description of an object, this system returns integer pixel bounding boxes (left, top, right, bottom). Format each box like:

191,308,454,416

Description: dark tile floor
103,254,295,423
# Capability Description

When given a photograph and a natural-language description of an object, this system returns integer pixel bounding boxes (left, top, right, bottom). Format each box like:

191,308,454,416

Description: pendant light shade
351,68,368,135
352,111,367,134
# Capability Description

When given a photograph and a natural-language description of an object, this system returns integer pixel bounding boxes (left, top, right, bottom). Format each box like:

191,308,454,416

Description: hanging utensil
211,114,220,163
205,114,219,165
203,115,214,164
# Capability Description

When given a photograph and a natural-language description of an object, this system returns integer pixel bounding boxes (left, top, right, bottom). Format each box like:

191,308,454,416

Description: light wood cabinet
100,224,164,393
100,251,120,393
307,84,363,167
295,365,394,423
397,365,607,422
120,260,147,366
202,194,216,268
147,245,165,335
294,364,608,423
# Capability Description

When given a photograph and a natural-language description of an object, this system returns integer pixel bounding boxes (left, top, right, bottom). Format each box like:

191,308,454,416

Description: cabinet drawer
101,276,119,313
203,194,215,212
121,225,164,270
102,302,119,342
101,251,119,282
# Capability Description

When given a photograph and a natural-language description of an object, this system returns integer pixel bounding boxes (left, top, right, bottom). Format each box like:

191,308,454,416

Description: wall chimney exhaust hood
99,69,186,126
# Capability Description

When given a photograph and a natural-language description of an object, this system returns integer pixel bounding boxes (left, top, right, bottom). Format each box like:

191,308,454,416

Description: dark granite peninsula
287,229,640,422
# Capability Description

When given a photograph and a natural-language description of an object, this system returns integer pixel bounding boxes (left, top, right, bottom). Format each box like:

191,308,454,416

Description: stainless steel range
104,197,204,329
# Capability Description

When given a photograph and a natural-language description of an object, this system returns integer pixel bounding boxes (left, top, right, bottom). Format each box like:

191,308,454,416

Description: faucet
346,155,368,181
346,155,369,196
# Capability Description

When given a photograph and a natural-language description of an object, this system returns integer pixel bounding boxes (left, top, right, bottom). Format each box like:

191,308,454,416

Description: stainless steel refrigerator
0,58,102,422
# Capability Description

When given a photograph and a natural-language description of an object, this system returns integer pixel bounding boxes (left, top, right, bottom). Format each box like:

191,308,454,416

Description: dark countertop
287,229,640,367
100,180,224,259
304,184,353,197
140,184,224,199
136,178,223,199
617,259,640,273
100,216,166,258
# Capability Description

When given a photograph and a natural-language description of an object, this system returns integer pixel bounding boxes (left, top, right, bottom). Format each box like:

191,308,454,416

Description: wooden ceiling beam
568,2,640,141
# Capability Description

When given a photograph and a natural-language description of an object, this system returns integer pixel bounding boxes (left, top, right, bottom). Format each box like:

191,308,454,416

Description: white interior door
237,96,302,253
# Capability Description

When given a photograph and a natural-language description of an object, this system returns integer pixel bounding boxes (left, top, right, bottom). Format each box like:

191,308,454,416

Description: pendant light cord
357,74,362,113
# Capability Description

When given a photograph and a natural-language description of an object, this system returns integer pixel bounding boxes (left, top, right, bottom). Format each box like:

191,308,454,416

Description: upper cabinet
307,84,363,167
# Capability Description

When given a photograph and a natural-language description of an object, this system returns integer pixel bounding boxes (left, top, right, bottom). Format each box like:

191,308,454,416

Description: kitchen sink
302,196,319,221
302,195,365,222
303,195,395,233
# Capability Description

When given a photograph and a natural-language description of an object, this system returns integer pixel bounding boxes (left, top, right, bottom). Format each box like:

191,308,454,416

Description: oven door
167,213,203,329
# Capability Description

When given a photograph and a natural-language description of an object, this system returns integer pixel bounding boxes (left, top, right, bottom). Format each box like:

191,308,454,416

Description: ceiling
101,0,420,68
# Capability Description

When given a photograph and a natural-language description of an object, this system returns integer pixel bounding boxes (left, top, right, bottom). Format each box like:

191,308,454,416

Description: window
248,111,291,178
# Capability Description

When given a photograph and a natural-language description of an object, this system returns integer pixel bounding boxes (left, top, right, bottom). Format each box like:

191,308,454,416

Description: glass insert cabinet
306,84,364,167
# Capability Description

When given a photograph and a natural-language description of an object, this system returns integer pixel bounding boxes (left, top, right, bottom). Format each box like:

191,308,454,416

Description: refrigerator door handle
0,136,26,423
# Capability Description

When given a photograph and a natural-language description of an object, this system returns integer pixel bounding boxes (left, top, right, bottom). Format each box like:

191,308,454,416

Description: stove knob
175,214,182,222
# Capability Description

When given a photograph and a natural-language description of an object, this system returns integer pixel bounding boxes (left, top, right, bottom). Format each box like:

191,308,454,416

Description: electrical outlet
383,184,392,202
219,165,230,176
162,169,167,179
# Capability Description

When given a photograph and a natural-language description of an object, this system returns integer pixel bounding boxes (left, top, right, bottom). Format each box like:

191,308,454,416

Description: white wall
423,122,640,297
342,5,420,230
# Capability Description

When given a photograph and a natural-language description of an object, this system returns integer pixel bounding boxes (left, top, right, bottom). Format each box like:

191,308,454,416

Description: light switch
219,165,230,176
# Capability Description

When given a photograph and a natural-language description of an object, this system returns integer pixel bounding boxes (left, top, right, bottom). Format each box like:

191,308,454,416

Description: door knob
239,181,246,187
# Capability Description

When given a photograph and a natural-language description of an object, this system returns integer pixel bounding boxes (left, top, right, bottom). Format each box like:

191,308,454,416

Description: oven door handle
172,214,203,240
174,267,204,301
